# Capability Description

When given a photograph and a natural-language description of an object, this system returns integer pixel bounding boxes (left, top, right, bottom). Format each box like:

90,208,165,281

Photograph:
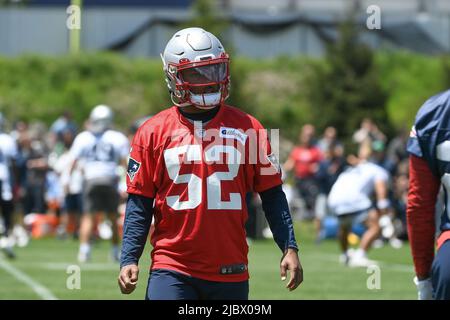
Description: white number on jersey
163,144,242,211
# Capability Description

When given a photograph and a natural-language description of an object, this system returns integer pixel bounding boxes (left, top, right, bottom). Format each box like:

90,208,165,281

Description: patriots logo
127,157,141,182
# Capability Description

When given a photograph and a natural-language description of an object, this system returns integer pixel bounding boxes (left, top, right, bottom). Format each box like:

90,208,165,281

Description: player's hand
280,248,303,291
118,264,139,294
414,276,433,300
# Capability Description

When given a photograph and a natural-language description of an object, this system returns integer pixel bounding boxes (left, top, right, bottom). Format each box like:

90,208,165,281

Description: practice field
0,222,416,300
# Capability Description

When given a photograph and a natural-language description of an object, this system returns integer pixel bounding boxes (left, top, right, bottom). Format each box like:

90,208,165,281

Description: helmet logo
169,65,177,74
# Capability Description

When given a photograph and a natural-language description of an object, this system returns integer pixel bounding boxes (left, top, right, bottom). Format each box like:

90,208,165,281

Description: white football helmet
89,104,113,134
161,27,230,109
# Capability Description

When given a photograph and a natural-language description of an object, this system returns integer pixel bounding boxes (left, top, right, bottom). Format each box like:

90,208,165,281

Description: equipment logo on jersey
127,157,141,182
219,127,247,145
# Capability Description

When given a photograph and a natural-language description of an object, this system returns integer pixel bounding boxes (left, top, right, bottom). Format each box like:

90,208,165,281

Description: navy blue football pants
432,239,450,299
145,269,249,300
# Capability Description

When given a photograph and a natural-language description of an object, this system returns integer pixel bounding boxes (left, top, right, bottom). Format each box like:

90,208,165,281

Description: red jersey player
117,27,302,300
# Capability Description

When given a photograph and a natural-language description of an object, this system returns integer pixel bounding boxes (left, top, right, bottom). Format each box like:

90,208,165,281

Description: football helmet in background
89,104,113,134
161,27,230,109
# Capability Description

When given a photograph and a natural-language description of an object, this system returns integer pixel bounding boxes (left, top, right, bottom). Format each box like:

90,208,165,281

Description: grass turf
0,221,416,300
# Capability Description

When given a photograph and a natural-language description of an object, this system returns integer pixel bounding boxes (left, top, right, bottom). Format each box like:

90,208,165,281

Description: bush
377,51,448,131
0,50,446,141
0,53,171,130
307,21,390,144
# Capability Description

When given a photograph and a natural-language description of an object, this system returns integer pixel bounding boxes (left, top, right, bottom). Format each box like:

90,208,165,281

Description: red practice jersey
289,146,323,179
126,105,282,282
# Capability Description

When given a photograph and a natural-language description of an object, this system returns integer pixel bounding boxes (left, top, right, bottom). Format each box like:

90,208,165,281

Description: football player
327,141,390,267
0,112,19,258
69,105,130,262
118,27,302,300
407,89,450,300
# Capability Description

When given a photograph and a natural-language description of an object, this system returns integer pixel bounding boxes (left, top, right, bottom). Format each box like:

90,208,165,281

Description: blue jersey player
407,89,450,300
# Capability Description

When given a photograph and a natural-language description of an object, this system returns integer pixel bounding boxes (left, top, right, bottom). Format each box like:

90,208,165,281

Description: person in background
386,128,409,175
317,126,343,155
284,124,323,219
50,111,77,147
391,162,409,241
315,142,347,243
69,105,129,263
328,141,390,267
352,118,386,146
48,111,78,166
53,128,83,239
20,124,49,216
0,113,19,258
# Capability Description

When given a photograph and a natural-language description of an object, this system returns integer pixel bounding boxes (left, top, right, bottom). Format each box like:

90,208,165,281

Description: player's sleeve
6,137,19,160
126,129,157,198
120,194,154,268
118,133,131,160
252,121,282,193
259,185,298,253
406,125,423,158
374,166,389,183
407,155,440,278
69,133,84,160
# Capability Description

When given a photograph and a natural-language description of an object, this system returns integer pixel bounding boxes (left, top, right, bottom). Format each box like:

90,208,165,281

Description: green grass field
0,221,416,300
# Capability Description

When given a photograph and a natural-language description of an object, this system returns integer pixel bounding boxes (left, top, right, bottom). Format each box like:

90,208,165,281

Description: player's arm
68,157,78,176
407,155,440,280
119,134,131,169
67,134,84,182
259,184,303,291
283,154,295,173
118,193,154,294
251,120,302,290
374,178,389,215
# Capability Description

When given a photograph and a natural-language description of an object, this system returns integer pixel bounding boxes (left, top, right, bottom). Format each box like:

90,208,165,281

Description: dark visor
180,63,227,84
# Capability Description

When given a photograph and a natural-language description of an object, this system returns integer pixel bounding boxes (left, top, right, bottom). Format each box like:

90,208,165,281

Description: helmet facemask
89,118,111,134
163,54,230,110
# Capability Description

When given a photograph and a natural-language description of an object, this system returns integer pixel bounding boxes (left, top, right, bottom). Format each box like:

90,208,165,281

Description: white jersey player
69,105,129,262
328,141,390,267
0,113,19,258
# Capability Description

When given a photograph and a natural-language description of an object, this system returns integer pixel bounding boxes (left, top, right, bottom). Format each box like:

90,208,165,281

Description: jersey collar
174,104,226,130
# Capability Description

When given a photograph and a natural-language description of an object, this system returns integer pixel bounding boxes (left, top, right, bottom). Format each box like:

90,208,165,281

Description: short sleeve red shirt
289,146,323,179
